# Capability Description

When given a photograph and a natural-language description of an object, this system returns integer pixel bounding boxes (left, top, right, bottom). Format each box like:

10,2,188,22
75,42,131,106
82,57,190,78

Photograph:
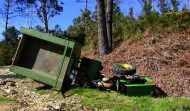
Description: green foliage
143,0,152,17
34,25,44,32
129,7,133,17
17,0,63,20
70,9,97,47
0,43,17,66
2,26,20,46
66,0,190,53
34,89,46,95
65,25,85,46
0,26,19,66
49,24,64,38
170,0,180,12
157,0,169,14
112,2,126,37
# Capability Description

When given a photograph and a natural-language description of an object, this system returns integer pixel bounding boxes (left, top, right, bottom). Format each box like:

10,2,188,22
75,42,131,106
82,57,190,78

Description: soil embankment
102,32,190,98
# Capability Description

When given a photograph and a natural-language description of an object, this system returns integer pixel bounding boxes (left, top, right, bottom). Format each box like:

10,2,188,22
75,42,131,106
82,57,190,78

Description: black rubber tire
112,63,136,75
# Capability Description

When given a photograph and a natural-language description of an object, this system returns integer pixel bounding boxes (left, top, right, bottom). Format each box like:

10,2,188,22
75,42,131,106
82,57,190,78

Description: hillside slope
102,31,190,98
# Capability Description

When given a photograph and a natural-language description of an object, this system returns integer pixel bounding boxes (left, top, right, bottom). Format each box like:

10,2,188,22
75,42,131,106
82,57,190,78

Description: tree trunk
85,0,88,10
187,0,189,11
42,0,48,33
152,0,154,10
106,0,113,51
5,0,10,45
5,0,10,32
96,0,110,57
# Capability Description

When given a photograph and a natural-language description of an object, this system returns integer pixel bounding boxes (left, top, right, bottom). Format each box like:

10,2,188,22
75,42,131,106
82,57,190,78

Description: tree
76,0,94,32
152,0,154,10
186,0,189,11
76,0,88,10
49,24,64,38
129,7,133,17
112,1,125,37
96,0,110,57
143,0,152,17
106,0,113,51
66,25,85,46
75,9,94,31
34,25,44,32
2,26,19,46
157,0,168,14
17,0,63,33
5,0,10,33
0,0,20,44
0,26,19,65
170,0,179,12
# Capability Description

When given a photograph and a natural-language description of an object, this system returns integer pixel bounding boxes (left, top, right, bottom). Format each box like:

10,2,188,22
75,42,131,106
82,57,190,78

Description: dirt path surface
0,67,85,111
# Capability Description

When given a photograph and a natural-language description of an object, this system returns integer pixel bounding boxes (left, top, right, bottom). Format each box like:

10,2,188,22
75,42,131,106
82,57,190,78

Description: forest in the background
0,0,190,65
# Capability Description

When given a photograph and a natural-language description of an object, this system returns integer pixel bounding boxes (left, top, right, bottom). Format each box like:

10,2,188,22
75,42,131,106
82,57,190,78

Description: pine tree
17,0,63,33
96,0,110,57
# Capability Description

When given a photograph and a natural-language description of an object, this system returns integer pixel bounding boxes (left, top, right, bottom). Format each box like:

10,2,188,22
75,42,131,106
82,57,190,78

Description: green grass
34,89,46,95
0,66,9,68
50,91,63,99
0,96,16,103
64,87,190,110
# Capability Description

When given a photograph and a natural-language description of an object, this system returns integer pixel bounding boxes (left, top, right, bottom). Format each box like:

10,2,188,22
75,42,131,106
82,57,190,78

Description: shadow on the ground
35,84,53,90
0,74,26,79
33,84,77,98
153,86,167,98
31,83,168,99
0,80,16,85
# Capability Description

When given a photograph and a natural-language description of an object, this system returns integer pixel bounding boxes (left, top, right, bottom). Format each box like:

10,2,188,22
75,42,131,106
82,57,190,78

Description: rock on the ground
0,89,8,97
43,107,49,111
55,106,60,110
0,79,4,84
5,89,18,95
6,81,16,86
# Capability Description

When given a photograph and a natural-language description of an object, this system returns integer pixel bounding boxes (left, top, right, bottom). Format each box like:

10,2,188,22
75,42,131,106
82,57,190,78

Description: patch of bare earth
102,32,190,98
1,102,21,111
0,67,87,111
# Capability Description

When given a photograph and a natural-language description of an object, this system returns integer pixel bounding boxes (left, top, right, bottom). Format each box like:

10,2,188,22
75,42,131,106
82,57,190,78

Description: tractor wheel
112,63,136,75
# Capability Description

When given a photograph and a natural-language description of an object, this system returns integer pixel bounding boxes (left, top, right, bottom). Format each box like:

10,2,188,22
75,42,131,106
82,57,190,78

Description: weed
46,105,53,108
34,90,46,95
60,103,66,109
0,96,16,103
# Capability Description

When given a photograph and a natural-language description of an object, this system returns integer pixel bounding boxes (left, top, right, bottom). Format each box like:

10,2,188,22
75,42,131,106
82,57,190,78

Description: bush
0,26,19,66
121,10,190,41
0,43,17,66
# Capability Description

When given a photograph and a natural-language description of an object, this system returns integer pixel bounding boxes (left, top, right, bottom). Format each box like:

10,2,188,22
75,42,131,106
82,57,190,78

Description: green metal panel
20,27,75,48
54,40,69,89
10,66,63,87
10,27,81,90
125,77,156,96
80,57,102,81
126,84,155,96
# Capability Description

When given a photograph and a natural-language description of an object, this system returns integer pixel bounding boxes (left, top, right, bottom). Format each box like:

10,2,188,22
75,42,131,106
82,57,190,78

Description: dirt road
0,67,84,111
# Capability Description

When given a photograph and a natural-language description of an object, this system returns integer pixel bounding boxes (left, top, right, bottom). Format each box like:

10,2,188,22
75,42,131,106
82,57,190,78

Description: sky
0,0,189,41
